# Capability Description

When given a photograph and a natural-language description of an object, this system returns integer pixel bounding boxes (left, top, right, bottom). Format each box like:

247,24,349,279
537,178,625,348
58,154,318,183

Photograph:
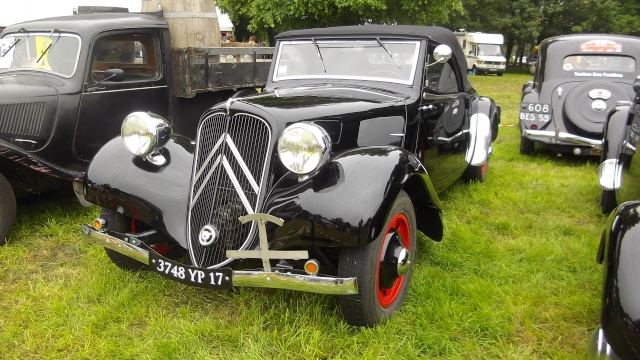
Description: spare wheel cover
562,80,629,135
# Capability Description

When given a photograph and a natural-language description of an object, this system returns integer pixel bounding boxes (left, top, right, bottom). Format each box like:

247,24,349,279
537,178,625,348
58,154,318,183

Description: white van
454,32,506,76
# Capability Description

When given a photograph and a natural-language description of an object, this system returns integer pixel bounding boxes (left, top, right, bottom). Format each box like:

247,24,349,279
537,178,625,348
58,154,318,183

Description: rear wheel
0,173,16,246
520,136,534,155
101,208,148,271
497,72,503,77
600,189,617,214
472,66,479,75
338,190,416,327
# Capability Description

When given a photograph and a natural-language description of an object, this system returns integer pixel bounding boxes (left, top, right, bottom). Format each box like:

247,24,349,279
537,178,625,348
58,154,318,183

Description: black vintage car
0,11,272,245
598,76,640,214
591,199,640,359
77,25,501,327
519,34,640,156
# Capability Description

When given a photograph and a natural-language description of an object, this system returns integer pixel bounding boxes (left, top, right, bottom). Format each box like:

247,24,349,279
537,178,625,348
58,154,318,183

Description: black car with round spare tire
518,34,640,157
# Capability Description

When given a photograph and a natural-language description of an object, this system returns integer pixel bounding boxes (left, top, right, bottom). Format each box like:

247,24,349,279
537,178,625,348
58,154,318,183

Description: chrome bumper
523,129,603,149
588,326,617,359
81,224,358,296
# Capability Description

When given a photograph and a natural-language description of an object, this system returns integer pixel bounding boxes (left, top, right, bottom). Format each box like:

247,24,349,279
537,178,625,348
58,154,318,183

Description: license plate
149,252,232,289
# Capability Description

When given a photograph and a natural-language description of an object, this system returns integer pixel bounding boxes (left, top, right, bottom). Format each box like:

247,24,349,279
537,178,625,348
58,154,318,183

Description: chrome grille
188,112,271,268
0,102,46,136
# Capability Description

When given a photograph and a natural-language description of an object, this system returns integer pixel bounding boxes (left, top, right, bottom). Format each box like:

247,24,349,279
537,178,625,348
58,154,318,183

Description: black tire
520,136,534,155
338,190,416,327
464,160,489,182
0,173,16,246
101,208,148,271
600,189,617,214
497,72,503,77
563,81,628,135
472,66,479,75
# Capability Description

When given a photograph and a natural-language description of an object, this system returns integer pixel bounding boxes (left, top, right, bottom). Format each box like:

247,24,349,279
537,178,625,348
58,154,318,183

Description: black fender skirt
598,200,640,359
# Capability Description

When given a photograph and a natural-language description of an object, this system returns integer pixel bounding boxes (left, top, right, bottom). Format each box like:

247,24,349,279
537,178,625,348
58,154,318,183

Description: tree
217,0,464,45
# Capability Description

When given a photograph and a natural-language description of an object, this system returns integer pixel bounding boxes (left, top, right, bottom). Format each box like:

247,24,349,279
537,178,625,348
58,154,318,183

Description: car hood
0,74,60,151
231,85,410,149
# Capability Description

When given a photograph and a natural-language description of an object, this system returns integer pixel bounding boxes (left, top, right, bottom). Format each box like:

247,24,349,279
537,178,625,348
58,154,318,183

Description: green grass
0,70,604,359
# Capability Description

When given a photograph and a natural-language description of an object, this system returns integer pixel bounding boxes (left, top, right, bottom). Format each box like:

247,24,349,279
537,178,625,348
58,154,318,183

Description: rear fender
599,105,631,190
465,97,498,166
265,147,444,249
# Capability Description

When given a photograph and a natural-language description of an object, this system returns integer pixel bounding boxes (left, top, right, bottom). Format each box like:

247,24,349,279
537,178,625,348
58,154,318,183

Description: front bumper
81,224,358,296
523,129,603,150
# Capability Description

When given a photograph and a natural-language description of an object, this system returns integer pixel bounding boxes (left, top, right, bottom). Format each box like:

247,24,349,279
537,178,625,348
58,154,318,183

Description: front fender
465,97,498,167
264,147,443,249
598,201,640,359
83,135,195,248
599,105,631,191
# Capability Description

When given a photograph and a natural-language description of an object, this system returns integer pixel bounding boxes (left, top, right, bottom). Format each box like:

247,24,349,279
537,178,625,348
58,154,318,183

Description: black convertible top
277,25,471,90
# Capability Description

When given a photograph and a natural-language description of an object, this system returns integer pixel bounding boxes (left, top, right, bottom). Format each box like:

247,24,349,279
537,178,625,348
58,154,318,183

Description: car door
75,30,170,161
418,52,471,191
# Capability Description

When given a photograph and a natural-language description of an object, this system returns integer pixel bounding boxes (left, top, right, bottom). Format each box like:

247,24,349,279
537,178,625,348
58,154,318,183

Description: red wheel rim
377,213,410,308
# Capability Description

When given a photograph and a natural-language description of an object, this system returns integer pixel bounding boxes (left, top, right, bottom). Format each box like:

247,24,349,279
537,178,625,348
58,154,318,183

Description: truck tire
337,190,416,327
0,173,16,246
101,208,148,271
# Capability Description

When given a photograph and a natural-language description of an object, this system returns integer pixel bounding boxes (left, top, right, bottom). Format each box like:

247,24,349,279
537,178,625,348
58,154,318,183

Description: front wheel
600,189,617,214
0,173,16,246
497,72,503,77
337,190,416,327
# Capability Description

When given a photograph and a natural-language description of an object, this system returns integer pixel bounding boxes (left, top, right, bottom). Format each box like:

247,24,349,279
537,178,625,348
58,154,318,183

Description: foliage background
218,0,640,64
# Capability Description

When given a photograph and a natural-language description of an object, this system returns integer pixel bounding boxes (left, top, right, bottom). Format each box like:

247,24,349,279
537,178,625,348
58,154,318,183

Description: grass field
0,70,605,359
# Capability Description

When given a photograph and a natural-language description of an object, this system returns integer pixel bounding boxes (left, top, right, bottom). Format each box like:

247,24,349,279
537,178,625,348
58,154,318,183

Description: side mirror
633,75,640,95
433,45,452,64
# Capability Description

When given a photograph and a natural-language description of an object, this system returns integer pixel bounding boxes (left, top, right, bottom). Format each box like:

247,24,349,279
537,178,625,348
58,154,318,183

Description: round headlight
121,112,171,156
278,123,331,175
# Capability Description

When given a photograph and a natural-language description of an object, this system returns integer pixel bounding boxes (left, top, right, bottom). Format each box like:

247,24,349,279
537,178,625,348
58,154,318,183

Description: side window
91,34,159,82
425,60,460,94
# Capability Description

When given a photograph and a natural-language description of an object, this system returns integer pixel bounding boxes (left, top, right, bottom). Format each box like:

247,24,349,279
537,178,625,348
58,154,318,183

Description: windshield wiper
311,38,326,73
36,29,61,64
1,28,25,58
376,37,401,69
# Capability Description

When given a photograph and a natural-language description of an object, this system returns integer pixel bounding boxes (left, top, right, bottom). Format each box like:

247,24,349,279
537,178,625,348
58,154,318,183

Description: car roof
276,25,471,90
2,12,168,37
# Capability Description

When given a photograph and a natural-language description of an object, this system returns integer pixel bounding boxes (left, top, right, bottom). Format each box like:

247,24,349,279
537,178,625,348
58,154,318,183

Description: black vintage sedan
77,25,500,327
591,200,640,359
519,34,640,156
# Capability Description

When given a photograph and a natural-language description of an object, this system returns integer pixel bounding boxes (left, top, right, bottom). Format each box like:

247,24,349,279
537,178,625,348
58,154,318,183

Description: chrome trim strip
523,129,603,149
80,224,358,295
82,85,168,95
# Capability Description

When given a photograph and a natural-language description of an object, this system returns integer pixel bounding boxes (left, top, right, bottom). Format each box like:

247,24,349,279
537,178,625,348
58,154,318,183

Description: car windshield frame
272,39,420,85
0,32,82,78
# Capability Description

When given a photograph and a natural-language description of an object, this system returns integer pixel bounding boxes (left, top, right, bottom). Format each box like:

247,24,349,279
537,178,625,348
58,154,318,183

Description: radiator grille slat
188,112,271,268
0,102,47,137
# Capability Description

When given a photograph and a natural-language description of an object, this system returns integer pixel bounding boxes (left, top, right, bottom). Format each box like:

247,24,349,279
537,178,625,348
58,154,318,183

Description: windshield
273,40,420,85
0,32,81,78
477,44,503,57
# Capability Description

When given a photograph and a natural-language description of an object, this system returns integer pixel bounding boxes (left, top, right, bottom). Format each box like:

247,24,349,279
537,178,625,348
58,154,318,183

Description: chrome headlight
121,112,172,156
278,123,331,175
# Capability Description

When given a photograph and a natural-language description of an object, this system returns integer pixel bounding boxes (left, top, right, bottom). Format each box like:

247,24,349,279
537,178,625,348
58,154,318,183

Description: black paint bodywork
82,25,500,256
597,201,640,359
520,34,640,155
